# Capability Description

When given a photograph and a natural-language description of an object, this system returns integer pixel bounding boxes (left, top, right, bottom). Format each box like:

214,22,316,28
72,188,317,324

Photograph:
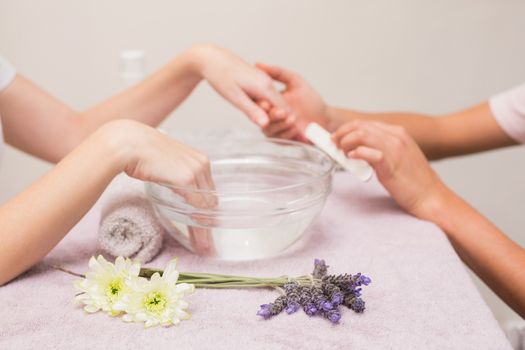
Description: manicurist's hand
332,120,525,318
332,120,452,220
188,45,290,127
255,62,332,140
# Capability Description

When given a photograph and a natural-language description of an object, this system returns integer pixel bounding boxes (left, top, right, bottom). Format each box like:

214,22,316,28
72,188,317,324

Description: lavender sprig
256,259,371,325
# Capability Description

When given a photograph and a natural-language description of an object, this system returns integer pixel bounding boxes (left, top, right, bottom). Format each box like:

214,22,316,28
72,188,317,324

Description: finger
194,161,218,209
255,62,296,85
263,121,293,137
338,125,388,154
189,226,215,257
370,121,406,137
186,158,217,257
180,149,217,208
171,155,211,209
168,175,214,257
180,177,208,210
268,107,289,121
245,81,289,112
263,115,296,136
348,146,384,164
229,87,270,126
332,121,362,145
292,131,310,144
257,100,271,112
275,125,301,140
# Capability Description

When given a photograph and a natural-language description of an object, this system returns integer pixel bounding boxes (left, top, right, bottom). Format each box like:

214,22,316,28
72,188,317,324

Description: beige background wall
1,0,524,327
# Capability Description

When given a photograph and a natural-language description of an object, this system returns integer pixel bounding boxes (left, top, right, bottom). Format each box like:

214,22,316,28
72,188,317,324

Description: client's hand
188,45,290,127
100,120,216,208
332,120,452,220
101,120,216,255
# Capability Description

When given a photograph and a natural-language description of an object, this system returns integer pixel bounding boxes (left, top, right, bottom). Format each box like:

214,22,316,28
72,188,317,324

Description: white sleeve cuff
0,55,16,92
489,83,525,144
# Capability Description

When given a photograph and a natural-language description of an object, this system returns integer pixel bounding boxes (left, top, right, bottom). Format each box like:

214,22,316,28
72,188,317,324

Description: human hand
332,120,452,220
255,62,331,141
100,120,216,208
188,45,290,127
100,120,216,255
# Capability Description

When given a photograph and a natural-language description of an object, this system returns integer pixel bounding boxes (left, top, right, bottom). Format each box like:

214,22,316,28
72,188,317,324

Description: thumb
255,62,296,85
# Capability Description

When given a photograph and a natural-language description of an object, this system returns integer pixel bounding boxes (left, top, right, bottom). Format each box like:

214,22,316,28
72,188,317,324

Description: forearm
0,123,125,285
326,102,517,160
332,117,525,316
78,48,202,138
0,47,203,163
428,190,525,317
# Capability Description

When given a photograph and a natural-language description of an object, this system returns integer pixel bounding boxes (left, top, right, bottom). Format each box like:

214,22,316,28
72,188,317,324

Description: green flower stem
141,268,263,280
139,267,319,289
190,283,285,289
52,265,319,290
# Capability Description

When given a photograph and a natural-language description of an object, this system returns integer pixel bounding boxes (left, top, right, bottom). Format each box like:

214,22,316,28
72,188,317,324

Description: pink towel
0,173,511,350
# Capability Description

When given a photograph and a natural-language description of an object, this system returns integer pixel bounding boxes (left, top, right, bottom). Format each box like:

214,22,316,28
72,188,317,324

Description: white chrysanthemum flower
116,259,195,328
74,255,140,316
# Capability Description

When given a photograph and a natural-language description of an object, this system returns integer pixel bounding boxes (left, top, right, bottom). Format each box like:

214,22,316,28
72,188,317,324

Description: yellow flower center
143,291,167,313
106,278,123,301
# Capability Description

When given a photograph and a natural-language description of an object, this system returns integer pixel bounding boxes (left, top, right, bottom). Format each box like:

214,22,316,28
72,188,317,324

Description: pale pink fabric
490,83,525,143
0,173,511,349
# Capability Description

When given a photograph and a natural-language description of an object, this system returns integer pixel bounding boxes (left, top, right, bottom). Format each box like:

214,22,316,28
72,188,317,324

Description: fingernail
258,116,269,126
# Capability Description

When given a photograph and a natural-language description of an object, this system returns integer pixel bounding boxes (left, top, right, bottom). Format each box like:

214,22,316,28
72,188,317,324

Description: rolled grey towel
99,175,164,263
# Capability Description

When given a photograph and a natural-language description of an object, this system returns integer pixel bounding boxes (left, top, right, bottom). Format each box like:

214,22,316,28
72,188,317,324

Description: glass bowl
145,136,334,260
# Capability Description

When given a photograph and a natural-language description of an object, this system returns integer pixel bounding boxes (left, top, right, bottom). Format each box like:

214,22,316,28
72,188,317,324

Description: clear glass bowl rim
146,137,335,197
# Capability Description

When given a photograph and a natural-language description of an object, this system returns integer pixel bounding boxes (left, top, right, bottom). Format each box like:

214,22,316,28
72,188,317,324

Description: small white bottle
120,50,146,87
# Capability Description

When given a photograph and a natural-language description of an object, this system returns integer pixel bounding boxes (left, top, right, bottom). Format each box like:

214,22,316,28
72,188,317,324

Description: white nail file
305,123,374,182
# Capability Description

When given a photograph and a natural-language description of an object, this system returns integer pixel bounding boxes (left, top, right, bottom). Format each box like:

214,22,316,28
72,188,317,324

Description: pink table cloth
0,173,511,349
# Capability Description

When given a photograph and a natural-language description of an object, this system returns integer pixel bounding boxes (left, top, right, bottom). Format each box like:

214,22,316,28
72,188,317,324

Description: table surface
0,173,511,350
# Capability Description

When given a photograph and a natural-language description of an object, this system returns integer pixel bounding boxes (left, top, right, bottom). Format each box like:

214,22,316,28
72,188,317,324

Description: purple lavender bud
256,304,272,319
298,287,312,306
283,281,299,293
285,301,300,314
303,303,318,316
359,274,372,286
331,292,344,306
354,287,362,298
320,300,333,311
353,273,362,286
270,295,287,315
325,310,341,324
350,298,365,313
313,259,329,279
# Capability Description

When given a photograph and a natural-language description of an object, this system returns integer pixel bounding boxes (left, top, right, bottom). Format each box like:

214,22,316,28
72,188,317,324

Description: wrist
92,120,142,176
324,106,339,132
165,45,207,86
183,44,217,79
414,181,462,226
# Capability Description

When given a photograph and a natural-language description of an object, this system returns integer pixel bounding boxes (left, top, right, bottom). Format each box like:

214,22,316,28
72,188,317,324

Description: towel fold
99,174,164,263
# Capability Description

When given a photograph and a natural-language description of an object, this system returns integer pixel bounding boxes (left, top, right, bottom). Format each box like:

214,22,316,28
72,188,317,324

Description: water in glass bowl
146,137,333,260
